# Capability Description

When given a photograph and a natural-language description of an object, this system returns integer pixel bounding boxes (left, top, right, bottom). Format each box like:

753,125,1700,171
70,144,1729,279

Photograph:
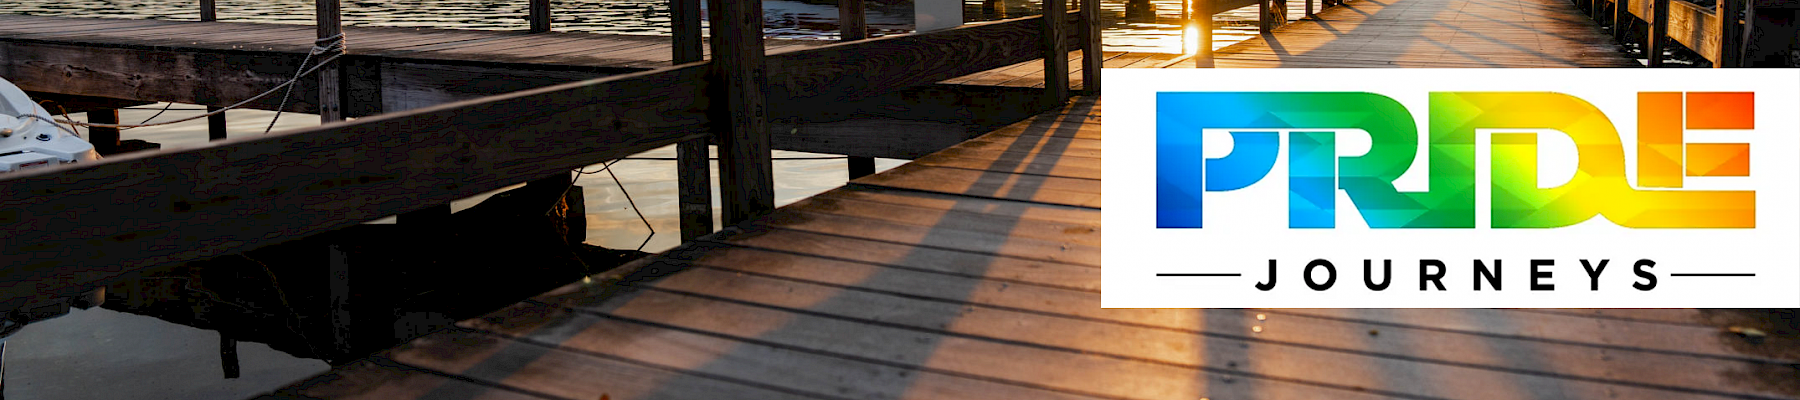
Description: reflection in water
0,0,1296,52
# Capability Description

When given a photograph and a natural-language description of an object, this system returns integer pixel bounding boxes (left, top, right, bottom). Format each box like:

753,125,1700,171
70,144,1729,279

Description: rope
52,34,346,131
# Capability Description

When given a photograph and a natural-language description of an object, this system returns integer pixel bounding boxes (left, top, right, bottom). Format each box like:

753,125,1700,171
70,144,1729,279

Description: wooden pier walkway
258,96,1797,400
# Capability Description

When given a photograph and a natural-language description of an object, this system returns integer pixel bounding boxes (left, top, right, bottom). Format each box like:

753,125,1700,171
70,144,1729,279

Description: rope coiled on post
51,34,347,131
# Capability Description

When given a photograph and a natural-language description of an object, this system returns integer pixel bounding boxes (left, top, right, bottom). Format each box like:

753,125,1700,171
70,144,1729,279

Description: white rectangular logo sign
1101,69,1800,308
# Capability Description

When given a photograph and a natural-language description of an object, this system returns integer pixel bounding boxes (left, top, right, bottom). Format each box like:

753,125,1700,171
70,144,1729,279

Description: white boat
0,77,99,173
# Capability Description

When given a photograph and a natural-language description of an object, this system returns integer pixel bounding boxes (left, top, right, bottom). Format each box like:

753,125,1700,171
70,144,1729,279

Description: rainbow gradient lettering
1155,92,1754,229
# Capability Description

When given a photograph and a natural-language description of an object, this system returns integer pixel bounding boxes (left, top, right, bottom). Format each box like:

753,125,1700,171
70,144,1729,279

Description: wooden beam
1648,0,1669,66
1196,0,1216,67
88,108,121,155
763,16,1052,105
0,64,712,305
1080,0,1101,95
672,0,711,241
706,0,773,225
1041,0,1070,103
316,0,344,122
529,0,552,33
200,0,218,21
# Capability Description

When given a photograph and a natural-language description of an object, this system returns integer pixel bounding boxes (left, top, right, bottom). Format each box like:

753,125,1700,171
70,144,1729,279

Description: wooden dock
3,0,1794,398
260,96,1797,400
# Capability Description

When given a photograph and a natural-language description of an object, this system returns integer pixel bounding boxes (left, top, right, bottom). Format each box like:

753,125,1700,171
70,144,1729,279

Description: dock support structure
207,107,227,141
1647,0,1668,66
88,108,120,155
1718,0,1746,67
707,0,774,225
1195,0,1215,68
529,0,551,33
1080,0,1102,95
1042,0,1069,103
672,0,713,241
841,0,878,180
200,0,217,21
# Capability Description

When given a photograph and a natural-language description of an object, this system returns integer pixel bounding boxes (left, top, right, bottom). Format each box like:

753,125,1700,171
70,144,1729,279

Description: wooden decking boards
258,96,1795,400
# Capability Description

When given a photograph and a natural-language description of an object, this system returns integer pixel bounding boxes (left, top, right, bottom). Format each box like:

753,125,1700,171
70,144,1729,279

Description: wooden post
88,108,120,155
1042,0,1069,103
1718,0,1744,67
219,333,240,379
1259,0,1271,35
326,243,352,356
707,0,774,225
1196,0,1215,68
316,0,344,122
671,0,708,238
1306,0,1315,19
1080,0,1102,95
1613,0,1630,43
200,0,218,21
672,0,712,240
529,0,552,33
1647,0,1668,67
840,0,878,180
207,106,227,141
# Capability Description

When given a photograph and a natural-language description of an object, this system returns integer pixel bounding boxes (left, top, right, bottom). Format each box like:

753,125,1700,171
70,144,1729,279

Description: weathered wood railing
0,0,1099,313
1579,0,1789,66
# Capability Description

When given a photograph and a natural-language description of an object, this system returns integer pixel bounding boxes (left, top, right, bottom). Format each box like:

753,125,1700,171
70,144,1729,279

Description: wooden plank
262,359,555,400
0,64,711,304
1260,308,1800,363
707,0,774,225
813,187,1100,226
763,16,1048,105
709,225,1100,292
382,329,820,400
463,302,1111,400
749,208,1099,266
851,163,1100,208
776,194,1100,245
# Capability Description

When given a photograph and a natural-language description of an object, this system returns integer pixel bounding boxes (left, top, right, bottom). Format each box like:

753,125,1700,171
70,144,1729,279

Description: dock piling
1042,0,1070,103
316,0,344,122
199,0,217,21
87,108,120,155
672,0,713,241
1080,0,1102,95
707,0,775,225
207,106,226,141
1647,0,1668,66
528,0,551,33
841,0,878,180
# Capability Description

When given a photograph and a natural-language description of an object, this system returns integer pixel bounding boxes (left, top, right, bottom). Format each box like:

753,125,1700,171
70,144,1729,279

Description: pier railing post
207,107,227,141
1195,0,1215,68
1612,0,1629,43
316,0,344,122
1718,0,1745,67
529,0,551,33
1306,0,1315,19
88,108,120,155
1080,0,1102,95
1042,0,1070,103
707,0,774,225
840,0,878,180
200,0,217,21
672,0,713,240
1647,0,1668,67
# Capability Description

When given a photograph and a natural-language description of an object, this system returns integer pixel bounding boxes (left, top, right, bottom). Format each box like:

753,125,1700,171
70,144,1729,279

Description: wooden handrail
1601,0,1748,66
0,14,1078,306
